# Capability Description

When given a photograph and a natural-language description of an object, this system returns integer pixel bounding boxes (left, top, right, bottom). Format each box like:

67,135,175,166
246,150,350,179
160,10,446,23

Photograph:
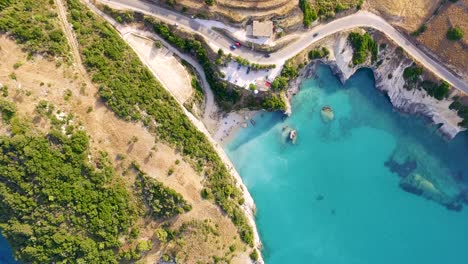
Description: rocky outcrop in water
321,106,334,122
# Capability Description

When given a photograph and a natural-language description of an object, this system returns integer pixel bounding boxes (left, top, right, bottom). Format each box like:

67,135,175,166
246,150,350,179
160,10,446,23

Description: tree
262,94,286,111
447,26,464,41
271,77,288,91
0,98,16,122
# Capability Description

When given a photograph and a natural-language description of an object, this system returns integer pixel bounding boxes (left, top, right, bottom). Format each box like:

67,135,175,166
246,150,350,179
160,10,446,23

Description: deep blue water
0,231,16,264
226,65,468,264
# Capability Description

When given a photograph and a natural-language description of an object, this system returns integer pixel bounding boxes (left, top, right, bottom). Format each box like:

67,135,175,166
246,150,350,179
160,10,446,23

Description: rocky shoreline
283,31,467,213
285,31,465,140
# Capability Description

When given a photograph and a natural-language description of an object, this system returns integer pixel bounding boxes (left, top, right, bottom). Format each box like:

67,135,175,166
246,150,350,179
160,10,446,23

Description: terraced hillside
157,0,360,26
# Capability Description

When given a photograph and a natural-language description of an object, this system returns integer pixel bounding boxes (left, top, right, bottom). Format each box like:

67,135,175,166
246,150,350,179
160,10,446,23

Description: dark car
313,33,319,37
246,67,251,74
230,44,237,50
264,53,271,58
237,63,242,70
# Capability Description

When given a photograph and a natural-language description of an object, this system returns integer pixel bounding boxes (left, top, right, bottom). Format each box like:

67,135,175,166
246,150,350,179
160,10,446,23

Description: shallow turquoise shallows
225,65,468,264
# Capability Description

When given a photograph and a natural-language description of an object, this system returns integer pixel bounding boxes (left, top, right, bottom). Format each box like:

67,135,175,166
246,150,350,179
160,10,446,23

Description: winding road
99,0,467,94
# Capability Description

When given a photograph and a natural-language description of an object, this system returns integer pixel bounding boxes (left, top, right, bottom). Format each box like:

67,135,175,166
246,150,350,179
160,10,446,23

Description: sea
225,64,468,264
0,231,16,264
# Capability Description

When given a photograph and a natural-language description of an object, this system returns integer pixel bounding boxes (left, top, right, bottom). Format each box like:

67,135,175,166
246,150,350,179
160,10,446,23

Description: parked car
234,42,241,47
230,44,237,50
237,63,242,70
174,23,179,27
246,66,251,74
313,32,319,37
264,53,271,58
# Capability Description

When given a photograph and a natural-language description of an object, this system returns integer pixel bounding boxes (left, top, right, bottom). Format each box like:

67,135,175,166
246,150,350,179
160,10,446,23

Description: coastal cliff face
285,31,468,211
324,32,465,139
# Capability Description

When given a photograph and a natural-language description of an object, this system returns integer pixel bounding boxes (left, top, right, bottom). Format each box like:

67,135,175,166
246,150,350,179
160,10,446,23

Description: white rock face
325,33,465,139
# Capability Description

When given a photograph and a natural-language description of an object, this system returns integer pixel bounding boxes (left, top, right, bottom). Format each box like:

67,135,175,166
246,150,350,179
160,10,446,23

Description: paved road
101,0,467,94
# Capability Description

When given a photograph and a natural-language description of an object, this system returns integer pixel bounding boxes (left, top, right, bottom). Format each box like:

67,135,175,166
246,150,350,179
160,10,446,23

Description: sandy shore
212,110,259,144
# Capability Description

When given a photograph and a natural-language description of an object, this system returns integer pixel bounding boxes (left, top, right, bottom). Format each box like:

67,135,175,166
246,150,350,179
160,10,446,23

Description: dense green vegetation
234,56,276,70
66,0,254,245
135,168,192,219
403,65,423,83
271,76,289,91
299,0,317,27
348,32,378,65
308,46,330,59
0,0,69,59
449,98,468,128
446,26,464,41
312,0,361,19
262,94,286,111
300,0,361,25
0,107,137,263
0,98,16,122
421,80,450,100
403,64,450,100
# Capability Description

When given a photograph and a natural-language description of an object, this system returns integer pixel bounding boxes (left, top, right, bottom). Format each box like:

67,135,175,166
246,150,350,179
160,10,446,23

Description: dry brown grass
417,0,468,79
365,0,442,32
0,35,249,263
155,0,300,23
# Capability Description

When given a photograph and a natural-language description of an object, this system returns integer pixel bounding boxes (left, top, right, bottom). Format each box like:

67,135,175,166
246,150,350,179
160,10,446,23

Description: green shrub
249,249,259,261
299,0,317,27
308,46,329,60
262,94,286,111
412,24,427,36
136,169,191,219
421,80,450,100
348,32,378,65
281,62,298,78
0,98,16,122
447,26,464,41
403,65,423,82
205,0,214,6
271,77,288,91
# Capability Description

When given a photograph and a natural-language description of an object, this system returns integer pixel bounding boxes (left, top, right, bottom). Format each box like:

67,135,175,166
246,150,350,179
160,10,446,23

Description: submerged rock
399,173,462,211
384,157,417,178
321,106,334,122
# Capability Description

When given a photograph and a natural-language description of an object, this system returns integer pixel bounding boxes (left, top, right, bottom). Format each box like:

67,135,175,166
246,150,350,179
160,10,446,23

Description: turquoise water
0,232,16,264
226,65,468,264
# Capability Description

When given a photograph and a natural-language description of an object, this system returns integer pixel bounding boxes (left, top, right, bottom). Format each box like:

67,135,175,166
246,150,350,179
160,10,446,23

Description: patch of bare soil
0,35,248,263
365,0,442,32
125,34,193,104
416,0,468,80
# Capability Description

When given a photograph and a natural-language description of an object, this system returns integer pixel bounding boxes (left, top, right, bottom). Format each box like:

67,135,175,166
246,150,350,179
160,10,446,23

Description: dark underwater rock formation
384,157,417,178
399,173,463,212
